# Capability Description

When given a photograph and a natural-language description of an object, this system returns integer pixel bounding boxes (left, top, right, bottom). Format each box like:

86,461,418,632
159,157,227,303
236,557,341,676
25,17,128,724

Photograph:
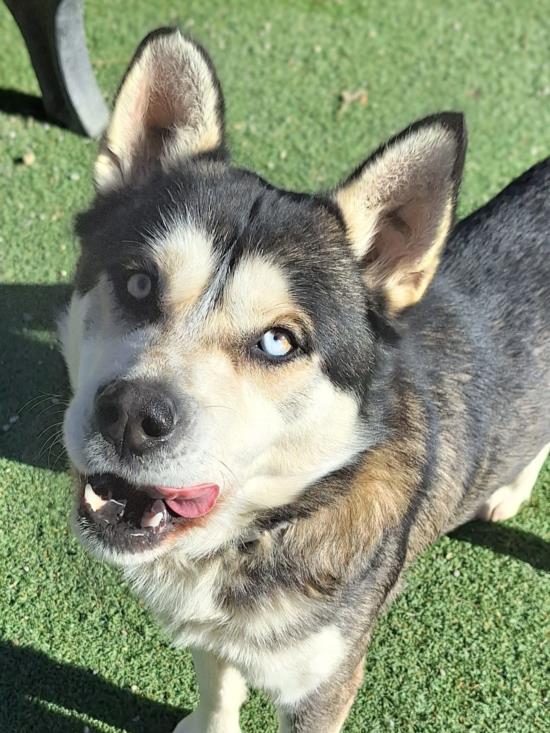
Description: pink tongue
155,484,219,519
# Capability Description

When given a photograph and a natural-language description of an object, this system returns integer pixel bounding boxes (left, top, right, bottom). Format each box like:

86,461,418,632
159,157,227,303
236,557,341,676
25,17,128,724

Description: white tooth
141,500,166,529
84,483,107,512
143,512,163,529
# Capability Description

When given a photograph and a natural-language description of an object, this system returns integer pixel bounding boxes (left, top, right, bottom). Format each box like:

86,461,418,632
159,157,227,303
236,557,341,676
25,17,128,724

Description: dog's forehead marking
217,254,298,334
149,220,216,314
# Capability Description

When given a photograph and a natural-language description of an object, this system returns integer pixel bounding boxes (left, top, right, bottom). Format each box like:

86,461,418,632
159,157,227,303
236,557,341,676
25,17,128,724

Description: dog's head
60,28,466,565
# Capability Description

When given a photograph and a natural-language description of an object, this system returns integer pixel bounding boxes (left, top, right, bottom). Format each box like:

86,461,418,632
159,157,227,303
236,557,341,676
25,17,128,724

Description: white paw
172,709,242,733
477,486,525,522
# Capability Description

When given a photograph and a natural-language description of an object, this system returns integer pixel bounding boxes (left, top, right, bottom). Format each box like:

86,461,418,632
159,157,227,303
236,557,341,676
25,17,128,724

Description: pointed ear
94,27,225,192
334,113,466,313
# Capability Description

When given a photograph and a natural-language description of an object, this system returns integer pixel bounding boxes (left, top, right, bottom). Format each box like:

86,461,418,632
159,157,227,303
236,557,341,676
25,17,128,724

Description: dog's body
60,29,550,732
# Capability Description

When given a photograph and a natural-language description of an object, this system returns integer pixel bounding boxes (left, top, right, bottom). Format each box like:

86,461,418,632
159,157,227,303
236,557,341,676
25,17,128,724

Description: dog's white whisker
18,392,66,414
38,430,64,460
36,420,65,440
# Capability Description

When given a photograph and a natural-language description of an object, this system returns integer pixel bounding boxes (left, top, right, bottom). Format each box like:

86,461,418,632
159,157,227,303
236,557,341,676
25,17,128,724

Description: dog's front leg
276,657,364,733
173,649,247,733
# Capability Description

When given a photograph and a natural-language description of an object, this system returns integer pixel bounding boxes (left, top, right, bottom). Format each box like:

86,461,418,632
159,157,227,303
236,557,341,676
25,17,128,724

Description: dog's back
403,158,550,526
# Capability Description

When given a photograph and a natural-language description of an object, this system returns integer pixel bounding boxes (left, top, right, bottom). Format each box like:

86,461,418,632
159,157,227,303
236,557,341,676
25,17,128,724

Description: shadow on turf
0,88,54,126
0,283,71,471
450,521,550,573
0,641,187,733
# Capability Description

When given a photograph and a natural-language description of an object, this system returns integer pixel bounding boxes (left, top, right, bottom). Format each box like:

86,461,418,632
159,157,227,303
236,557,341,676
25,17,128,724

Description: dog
59,27,550,733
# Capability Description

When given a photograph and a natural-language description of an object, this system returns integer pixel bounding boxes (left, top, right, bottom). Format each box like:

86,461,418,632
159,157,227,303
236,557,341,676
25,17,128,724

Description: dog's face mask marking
60,29,465,565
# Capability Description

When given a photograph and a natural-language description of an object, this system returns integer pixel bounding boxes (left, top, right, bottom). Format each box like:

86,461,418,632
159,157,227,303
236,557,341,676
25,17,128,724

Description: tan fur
151,223,215,315
62,27,546,733
63,241,367,553
334,123,457,312
215,255,312,342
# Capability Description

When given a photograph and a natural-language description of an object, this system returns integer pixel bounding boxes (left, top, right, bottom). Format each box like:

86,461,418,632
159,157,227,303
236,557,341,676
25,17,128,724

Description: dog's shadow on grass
0,641,187,733
0,283,71,471
449,521,550,573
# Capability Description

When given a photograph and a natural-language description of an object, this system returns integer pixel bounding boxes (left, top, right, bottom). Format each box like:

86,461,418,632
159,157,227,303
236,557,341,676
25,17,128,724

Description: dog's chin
71,471,220,565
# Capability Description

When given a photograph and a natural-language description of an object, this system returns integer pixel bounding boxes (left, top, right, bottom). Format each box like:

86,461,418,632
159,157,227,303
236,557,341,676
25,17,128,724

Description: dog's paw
477,444,549,522
172,710,242,733
477,485,524,522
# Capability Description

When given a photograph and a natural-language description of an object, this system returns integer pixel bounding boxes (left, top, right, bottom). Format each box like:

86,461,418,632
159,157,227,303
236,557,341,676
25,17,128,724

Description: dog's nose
95,380,177,457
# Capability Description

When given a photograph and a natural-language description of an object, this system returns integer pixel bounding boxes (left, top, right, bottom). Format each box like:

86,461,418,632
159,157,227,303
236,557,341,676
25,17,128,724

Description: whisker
25,401,69,421
36,421,65,440
50,448,67,471
39,428,62,451
20,392,62,408
19,393,65,415
33,405,67,422
203,451,239,485
202,403,239,416
39,430,63,460
47,438,66,471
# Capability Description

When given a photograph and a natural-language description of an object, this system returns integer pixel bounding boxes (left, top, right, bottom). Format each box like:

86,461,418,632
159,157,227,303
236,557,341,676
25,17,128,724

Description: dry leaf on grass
338,88,369,115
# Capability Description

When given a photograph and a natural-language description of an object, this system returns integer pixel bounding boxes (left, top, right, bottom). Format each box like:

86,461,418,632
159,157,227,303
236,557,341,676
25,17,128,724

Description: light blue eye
258,329,295,358
127,272,152,300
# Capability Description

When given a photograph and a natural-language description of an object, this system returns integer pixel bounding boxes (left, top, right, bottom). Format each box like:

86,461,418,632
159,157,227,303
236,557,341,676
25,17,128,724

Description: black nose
95,380,177,457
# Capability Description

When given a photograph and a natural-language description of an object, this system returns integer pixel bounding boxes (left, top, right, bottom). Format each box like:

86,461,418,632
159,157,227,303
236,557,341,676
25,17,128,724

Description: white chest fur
124,558,347,705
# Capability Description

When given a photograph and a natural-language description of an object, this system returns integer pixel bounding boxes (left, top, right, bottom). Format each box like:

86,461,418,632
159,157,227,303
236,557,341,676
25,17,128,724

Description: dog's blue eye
127,272,152,300
258,329,295,358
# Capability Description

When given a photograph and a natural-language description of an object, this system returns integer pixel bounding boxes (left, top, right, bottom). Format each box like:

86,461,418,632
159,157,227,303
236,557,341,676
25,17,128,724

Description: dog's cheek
186,396,283,486
63,396,91,474
61,335,117,475
186,350,287,468
59,287,110,393
58,292,89,391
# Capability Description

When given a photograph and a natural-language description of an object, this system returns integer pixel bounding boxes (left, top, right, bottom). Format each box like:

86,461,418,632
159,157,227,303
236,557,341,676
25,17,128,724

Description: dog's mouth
76,473,220,554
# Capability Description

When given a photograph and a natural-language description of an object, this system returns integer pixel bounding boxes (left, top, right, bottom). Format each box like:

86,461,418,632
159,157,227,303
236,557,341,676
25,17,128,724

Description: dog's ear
94,28,225,192
334,113,466,313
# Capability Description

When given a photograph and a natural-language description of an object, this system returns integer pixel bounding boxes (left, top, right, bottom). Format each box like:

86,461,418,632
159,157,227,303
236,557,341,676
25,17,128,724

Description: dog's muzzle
75,473,220,554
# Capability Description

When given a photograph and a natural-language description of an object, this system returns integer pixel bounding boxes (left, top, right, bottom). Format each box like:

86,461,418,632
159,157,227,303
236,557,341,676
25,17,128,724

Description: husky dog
59,28,550,733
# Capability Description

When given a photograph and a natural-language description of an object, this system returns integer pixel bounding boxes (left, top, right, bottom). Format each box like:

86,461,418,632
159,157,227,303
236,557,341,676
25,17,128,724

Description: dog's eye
127,272,152,300
258,329,296,359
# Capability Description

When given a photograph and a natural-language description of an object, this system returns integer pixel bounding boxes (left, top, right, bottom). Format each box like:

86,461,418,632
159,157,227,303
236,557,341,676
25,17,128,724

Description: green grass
1,1,549,731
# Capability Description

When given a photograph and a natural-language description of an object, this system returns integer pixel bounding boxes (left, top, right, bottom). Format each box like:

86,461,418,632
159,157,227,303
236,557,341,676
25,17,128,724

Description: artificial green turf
1,1,549,731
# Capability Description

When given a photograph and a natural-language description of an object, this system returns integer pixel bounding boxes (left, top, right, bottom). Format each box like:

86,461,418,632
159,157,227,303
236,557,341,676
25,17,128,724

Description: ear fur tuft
334,112,467,313
94,27,226,192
